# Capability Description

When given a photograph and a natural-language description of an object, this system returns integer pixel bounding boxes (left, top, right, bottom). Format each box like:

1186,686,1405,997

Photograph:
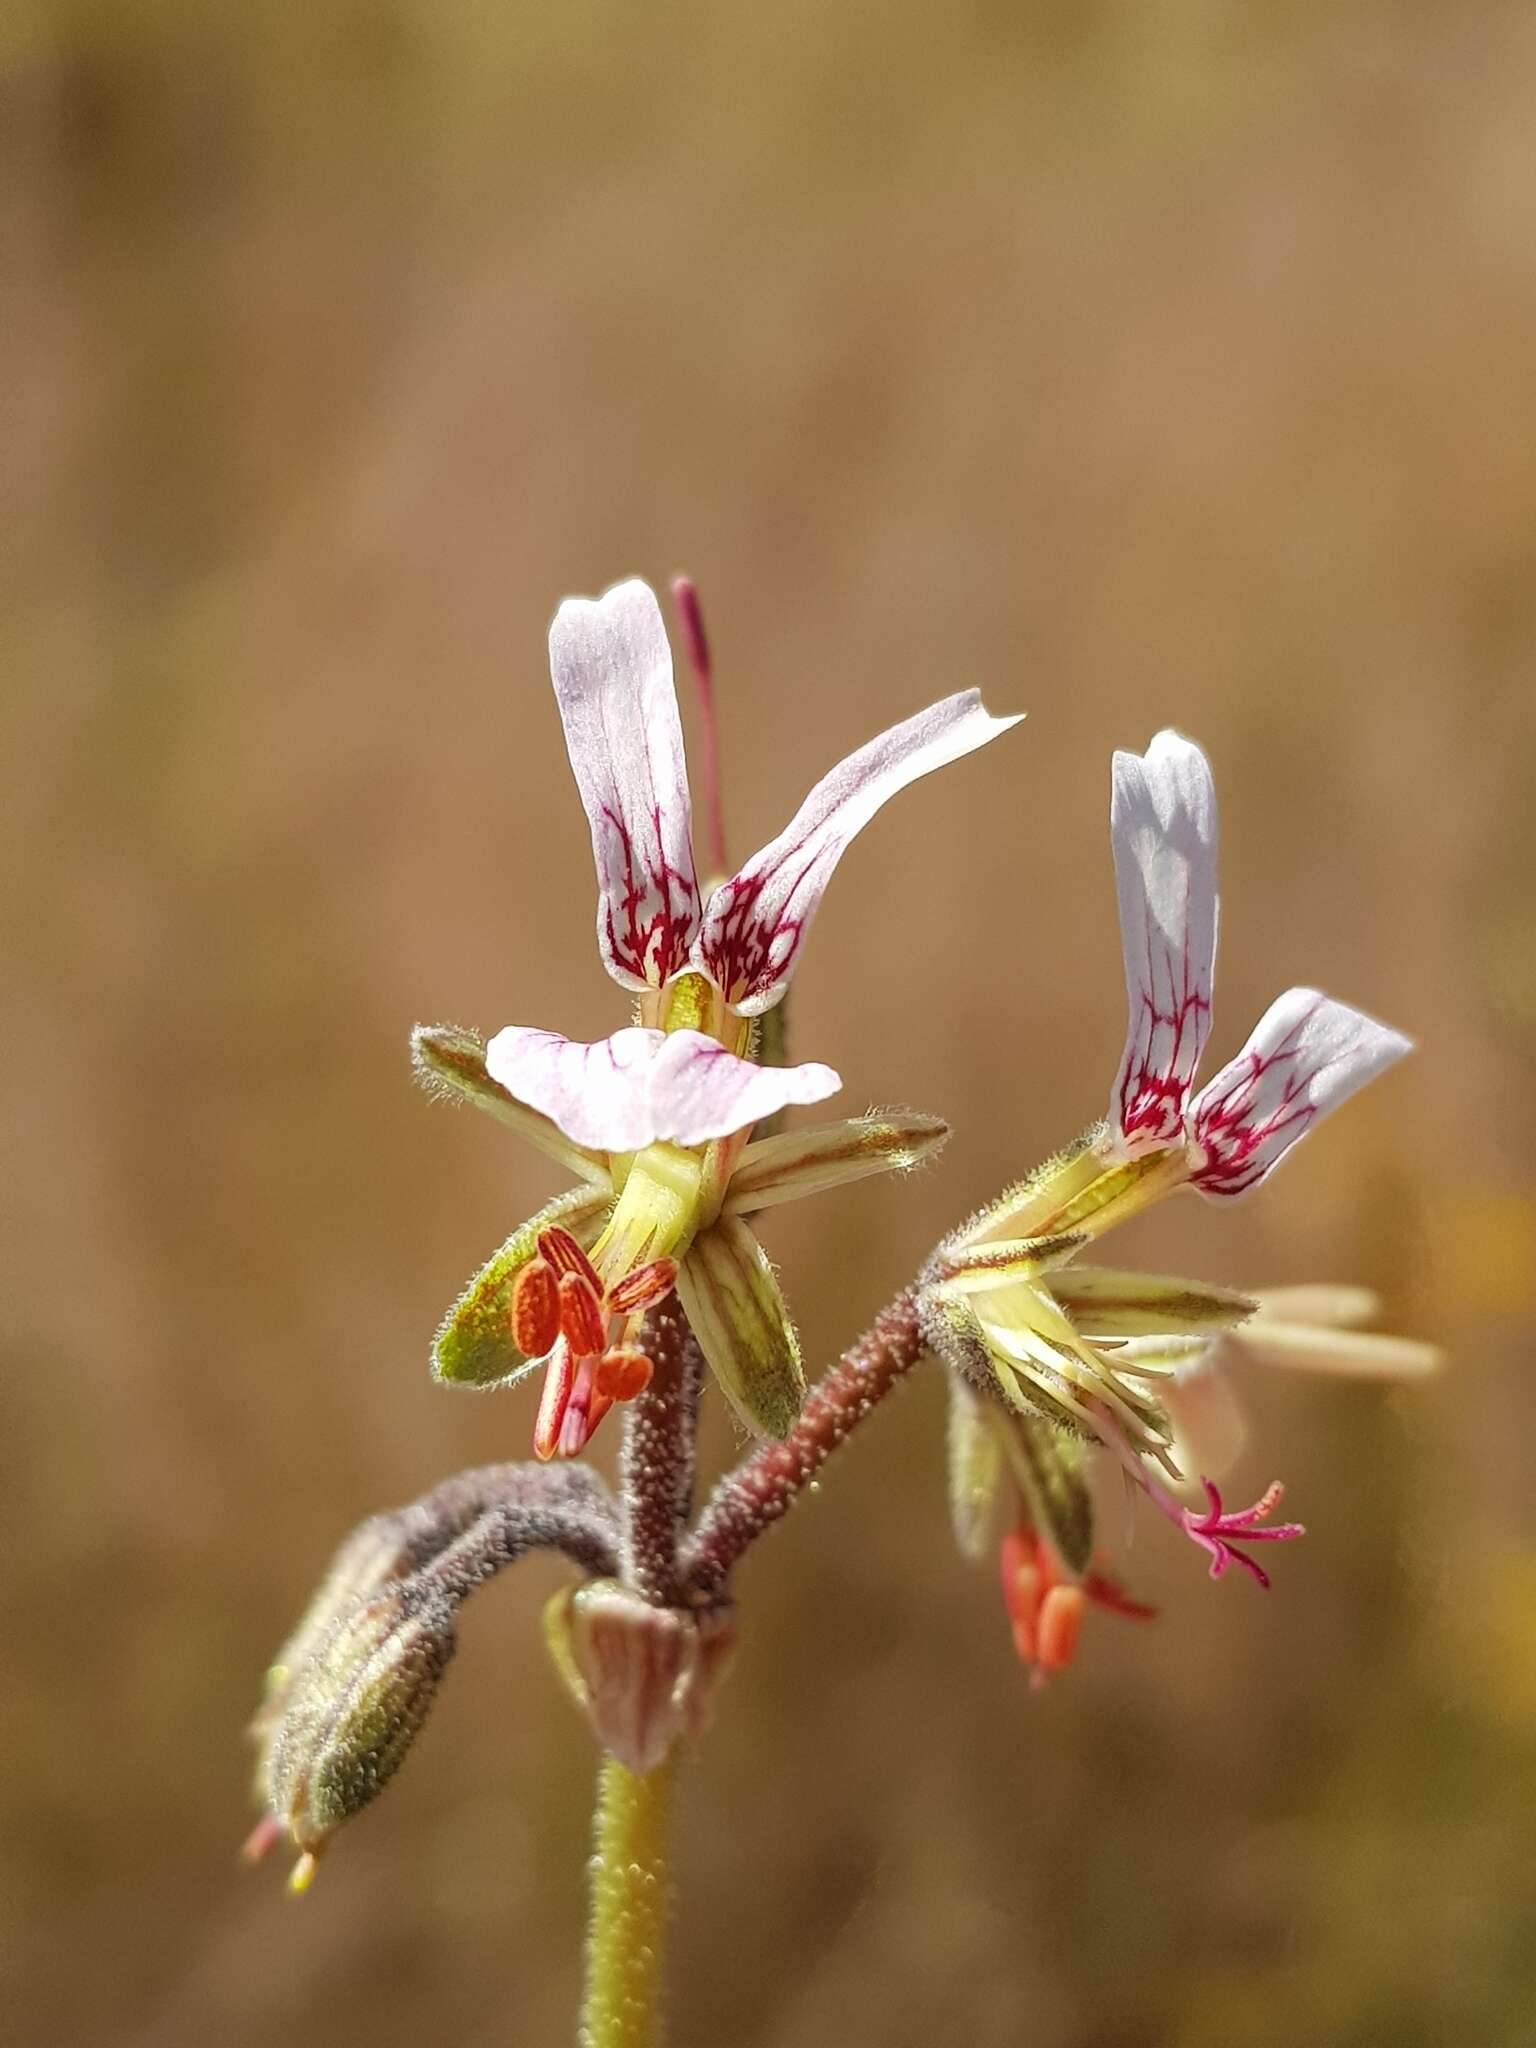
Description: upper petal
1108,730,1219,1152
485,1025,665,1152
1188,987,1412,1199
644,1030,841,1147
549,579,701,989
695,690,1022,1015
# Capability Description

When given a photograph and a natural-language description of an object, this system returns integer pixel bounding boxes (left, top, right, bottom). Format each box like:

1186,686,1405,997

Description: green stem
579,1751,677,2048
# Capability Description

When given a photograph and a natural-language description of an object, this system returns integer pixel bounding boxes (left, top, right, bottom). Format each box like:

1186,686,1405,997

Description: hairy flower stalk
247,573,1439,2048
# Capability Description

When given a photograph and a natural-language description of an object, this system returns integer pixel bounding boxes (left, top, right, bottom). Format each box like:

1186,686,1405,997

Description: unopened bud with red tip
544,1580,736,1774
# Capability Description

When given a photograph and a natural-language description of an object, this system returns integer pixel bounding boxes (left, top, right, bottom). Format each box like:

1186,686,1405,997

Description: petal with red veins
1188,987,1411,1200
644,1030,840,1147
695,691,1022,1016
485,1026,666,1152
549,579,700,990
1108,730,1219,1153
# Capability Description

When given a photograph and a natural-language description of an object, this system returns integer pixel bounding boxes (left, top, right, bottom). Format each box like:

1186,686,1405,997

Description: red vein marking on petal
600,800,699,986
1189,1003,1320,1196
698,839,819,1006
1118,893,1211,1145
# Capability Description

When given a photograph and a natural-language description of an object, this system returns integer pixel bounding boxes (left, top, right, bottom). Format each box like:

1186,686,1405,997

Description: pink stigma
1176,1477,1305,1589
671,575,729,878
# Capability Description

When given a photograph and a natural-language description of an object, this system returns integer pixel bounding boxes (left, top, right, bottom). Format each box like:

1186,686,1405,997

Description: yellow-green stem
578,1751,677,2048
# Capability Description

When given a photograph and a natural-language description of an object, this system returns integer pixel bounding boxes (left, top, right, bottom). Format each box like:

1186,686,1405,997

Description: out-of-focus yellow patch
1439,1547,1536,1725
1434,1189,1536,1318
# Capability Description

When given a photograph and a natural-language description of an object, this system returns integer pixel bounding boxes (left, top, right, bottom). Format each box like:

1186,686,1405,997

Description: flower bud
249,1510,422,1778
264,1584,457,1881
544,1581,736,1775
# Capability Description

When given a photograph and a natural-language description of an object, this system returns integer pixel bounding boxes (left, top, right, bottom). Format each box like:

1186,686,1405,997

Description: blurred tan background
5,3,1536,2043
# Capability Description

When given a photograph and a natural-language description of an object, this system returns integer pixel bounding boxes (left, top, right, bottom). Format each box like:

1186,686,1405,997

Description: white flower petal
1188,988,1412,1200
645,1031,841,1147
485,1025,665,1152
1108,730,1219,1153
1233,1318,1442,1380
695,690,1022,1016
1250,1283,1382,1328
1161,1344,1249,1484
549,579,701,990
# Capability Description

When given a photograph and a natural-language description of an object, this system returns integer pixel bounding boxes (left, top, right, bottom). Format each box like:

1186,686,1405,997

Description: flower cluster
415,577,1016,1456
247,573,1437,1898
924,729,1435,1680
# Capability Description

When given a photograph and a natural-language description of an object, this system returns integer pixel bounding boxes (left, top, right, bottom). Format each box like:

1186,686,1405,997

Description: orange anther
595,1347,654,1402
607,1257,679,1315
1036,1585,1085,1673
511,1258,560,1358
558,1271,608,1358
537,1226,603,1296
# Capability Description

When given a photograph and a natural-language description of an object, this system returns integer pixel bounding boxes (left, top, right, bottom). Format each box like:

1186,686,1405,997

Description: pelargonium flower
417,576,1020,1457
925,729,1430,1678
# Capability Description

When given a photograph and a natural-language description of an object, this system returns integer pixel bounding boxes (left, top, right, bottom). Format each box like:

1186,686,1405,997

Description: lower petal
645,1030,840,1147
485,1026,666,1152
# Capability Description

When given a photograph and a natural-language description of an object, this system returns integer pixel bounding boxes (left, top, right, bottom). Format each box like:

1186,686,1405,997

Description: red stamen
533,1341,575,1461
1081,1569,1159,1622
537,1226,603,1296
671,575,728,877
595,1346,654,1402
998,1523,1156,1685
511,1257,560,1357
607,1256,679,1316
557,1271,608,1358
